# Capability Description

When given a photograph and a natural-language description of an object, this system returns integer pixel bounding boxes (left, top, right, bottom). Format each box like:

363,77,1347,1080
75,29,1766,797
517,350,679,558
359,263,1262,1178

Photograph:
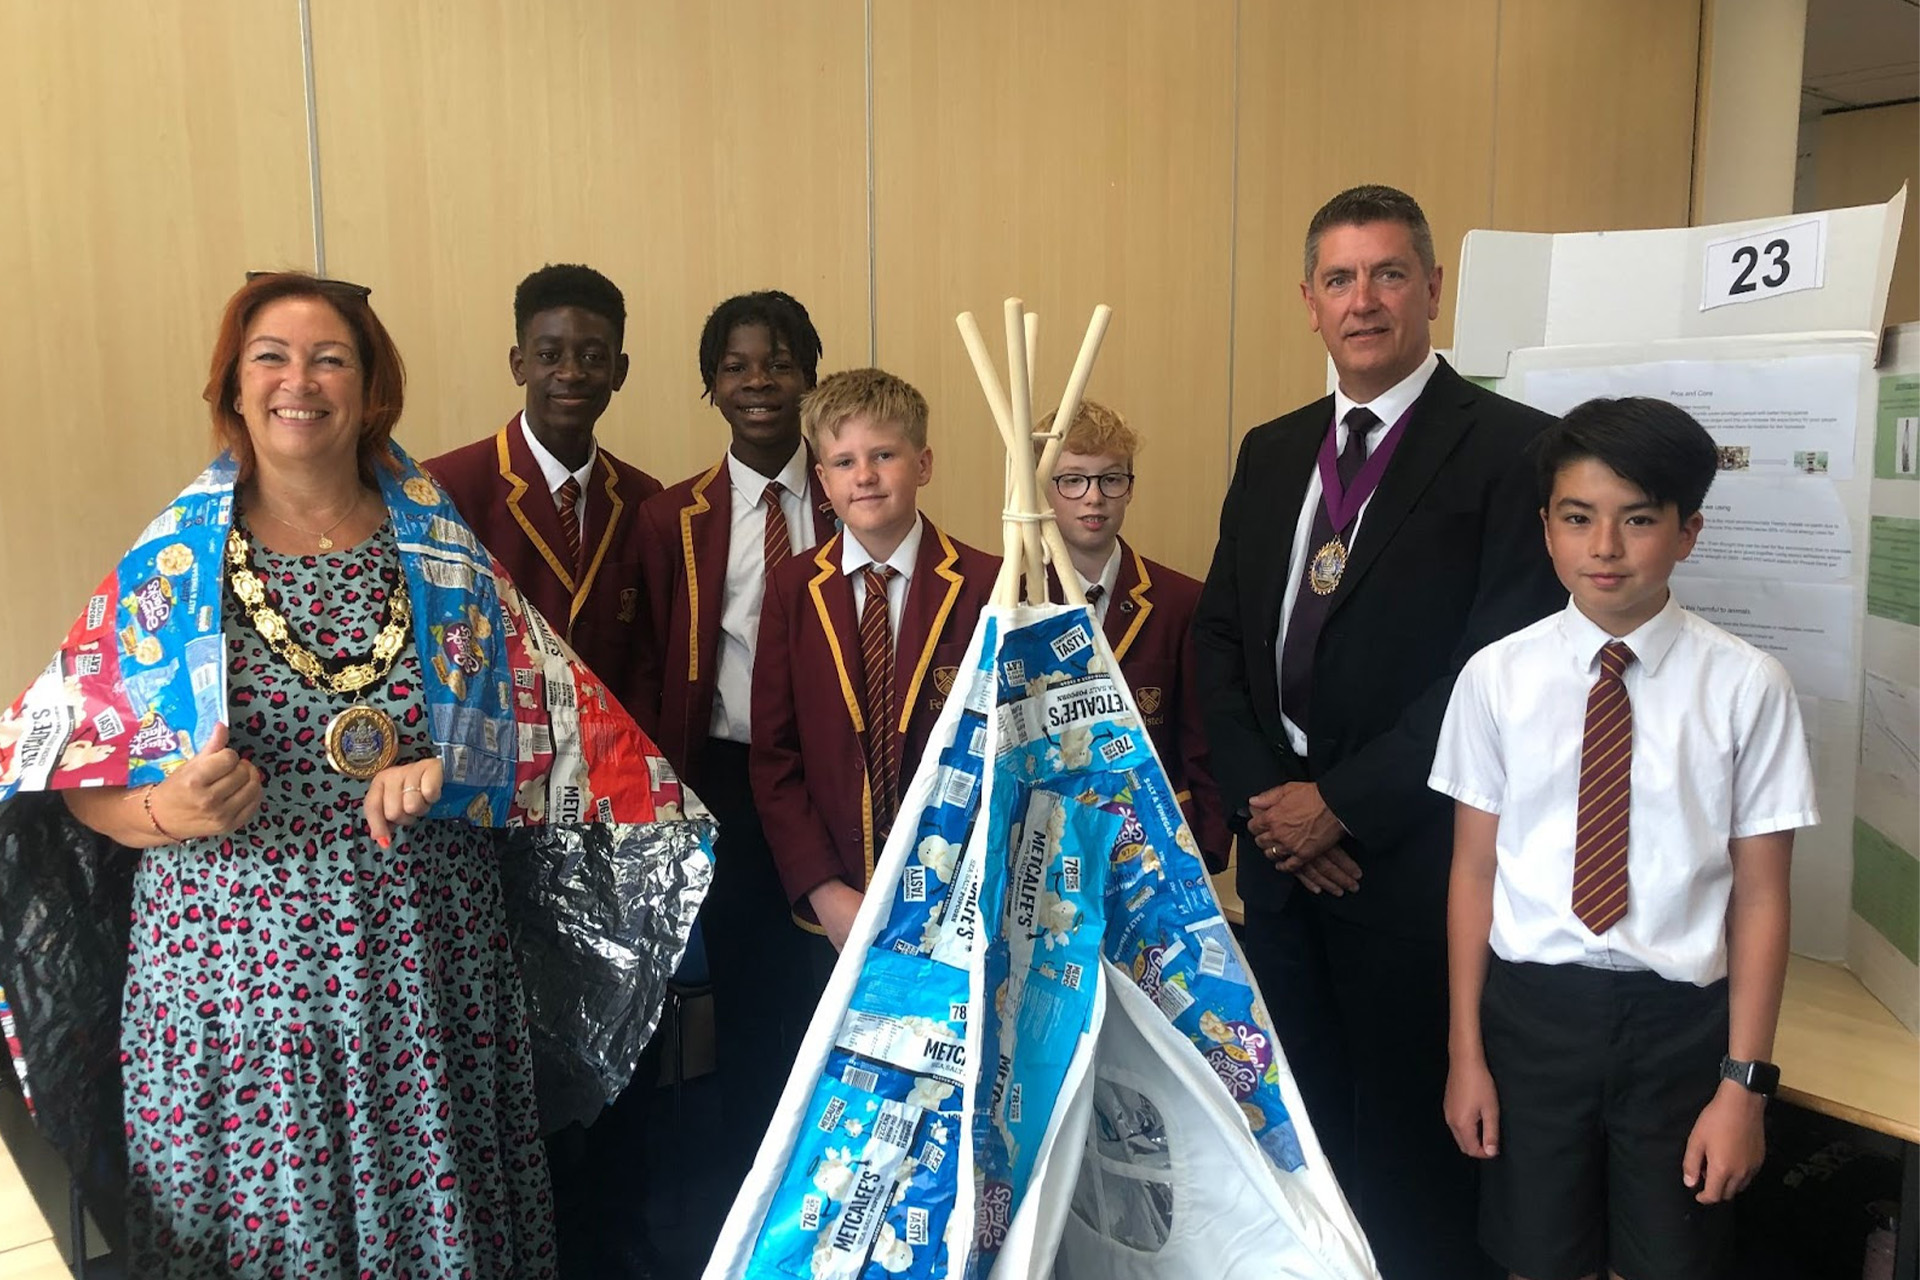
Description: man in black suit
1195,185,1563,1279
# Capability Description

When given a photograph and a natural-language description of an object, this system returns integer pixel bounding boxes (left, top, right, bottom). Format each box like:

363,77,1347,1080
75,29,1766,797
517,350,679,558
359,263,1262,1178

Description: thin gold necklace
255,492,365,551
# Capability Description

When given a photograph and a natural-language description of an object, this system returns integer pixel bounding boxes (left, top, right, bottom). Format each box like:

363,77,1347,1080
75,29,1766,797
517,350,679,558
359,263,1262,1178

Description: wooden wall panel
0,1,1712,694
309,0,869,490
1491,0,1701,233
870,0,1237,578
1813,103,1918,327
0,0,313,696
1231,0,1503,436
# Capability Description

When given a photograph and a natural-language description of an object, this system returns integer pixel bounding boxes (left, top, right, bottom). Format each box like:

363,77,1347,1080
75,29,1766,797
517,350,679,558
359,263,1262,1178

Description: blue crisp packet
969,780,1115,1269
874,622,996,958
966,608,1133,1271
794,1047,965,1280
994,607,1308,1175
839,950,971,1089
859,1100,961,1280
821,1044,965,1280
115,487,232,781
747,950,971,1278
748,1071,930,1279
990,612,1154,782
1100,771,1307,1172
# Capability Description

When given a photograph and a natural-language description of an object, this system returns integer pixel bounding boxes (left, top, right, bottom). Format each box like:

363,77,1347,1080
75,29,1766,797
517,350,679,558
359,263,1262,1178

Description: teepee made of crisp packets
705,301,1380,1280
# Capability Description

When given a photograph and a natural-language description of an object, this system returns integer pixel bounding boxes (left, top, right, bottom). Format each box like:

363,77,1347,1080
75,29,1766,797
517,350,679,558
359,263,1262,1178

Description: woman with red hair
0,273,710,1277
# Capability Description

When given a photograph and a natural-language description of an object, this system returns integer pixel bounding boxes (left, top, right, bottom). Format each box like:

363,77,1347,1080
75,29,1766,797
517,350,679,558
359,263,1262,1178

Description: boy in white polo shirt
1430,396,1818,1280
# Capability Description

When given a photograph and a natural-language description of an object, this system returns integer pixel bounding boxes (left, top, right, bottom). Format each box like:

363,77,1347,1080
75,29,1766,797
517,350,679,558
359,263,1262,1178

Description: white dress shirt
1273,350,1439,754
1429,593,1819,986
517,411,595,531
843,516,924,637
710,446,818,743
1067,544,1123,628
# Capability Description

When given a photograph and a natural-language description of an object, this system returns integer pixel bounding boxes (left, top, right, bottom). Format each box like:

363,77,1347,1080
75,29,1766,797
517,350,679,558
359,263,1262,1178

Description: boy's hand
808,880,865,952
1444,1059,1501,1159
1682,1081,1767,1203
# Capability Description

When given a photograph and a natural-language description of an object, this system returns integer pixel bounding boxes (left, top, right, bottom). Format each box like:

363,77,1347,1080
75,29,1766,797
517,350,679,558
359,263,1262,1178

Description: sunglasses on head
244,270,372,300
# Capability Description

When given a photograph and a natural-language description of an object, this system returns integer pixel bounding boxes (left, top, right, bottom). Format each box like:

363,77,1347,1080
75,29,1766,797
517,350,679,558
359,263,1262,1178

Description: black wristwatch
1719,1055,1781,1097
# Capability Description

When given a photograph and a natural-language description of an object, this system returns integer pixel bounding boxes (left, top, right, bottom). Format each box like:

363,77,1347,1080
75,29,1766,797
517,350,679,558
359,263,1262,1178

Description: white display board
1452,189,1907,966
1454,192,1907,378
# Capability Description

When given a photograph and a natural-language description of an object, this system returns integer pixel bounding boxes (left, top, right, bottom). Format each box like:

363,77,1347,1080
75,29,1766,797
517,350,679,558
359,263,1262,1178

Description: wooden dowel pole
956,312,1016,446
957,311,1026,608
1036,304,1111,486
1024,312,1039,403
1033,305,1111,608
1003,299,1049,603
958,302,1108,613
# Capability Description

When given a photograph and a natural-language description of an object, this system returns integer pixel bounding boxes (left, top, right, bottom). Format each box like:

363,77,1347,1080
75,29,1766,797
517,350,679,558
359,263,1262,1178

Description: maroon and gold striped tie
860,564,900,841
556,476,584,579
763,481,792,576
1572,641,1635,934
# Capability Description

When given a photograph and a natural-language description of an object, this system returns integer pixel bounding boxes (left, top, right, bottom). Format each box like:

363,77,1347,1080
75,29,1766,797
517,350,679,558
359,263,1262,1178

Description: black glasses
1052,471,1134,500
245,270,372,300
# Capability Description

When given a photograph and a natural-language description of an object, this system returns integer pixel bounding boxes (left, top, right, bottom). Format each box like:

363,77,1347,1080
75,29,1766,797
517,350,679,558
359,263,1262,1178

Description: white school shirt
843,516,923,637
710,446,817,744
1273,350,1438,754
1067,544,1123,629
1428,594,1819,986
517,411,595,532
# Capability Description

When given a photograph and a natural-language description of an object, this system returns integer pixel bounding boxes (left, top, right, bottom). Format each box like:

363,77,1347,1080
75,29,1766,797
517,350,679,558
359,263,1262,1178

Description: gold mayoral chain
225,525,411,780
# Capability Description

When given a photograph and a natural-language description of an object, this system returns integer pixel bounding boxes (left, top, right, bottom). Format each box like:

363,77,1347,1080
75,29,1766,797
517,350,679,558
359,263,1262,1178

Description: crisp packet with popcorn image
989,612,1152,780
749,1066,926,1280
968,777,1115,1269
748,947,970,1278
873,620,995,959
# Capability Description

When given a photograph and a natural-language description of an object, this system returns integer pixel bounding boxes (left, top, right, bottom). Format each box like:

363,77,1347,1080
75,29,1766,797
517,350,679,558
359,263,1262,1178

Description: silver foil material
0,786,715,1235
499,811,716,1133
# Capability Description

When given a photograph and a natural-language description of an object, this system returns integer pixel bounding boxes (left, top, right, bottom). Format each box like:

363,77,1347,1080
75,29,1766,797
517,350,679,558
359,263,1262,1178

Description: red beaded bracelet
141,785,178,843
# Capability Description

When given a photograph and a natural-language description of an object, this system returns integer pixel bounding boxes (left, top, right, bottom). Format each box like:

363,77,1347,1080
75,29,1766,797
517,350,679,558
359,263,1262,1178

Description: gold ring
401,784,420,793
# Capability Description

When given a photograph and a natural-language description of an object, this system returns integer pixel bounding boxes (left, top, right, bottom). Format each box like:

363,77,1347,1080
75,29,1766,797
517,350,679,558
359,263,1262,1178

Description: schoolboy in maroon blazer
634,292,837,788
425,263,660,717
1041,399,1232,872
423,262,662,1275
631,291,837,1198
752,368,996,954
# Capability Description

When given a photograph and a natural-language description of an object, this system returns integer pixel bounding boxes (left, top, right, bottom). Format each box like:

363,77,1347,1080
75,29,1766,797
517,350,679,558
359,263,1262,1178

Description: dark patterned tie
860,565,900,841
1572,642,1635,934
556,476,584,579
1084,584,1105,609
763,481,792,576
1278,408,1376,729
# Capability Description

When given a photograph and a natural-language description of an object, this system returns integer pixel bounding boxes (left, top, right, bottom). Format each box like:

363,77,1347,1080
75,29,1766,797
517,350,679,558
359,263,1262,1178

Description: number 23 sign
1701,215,1827,311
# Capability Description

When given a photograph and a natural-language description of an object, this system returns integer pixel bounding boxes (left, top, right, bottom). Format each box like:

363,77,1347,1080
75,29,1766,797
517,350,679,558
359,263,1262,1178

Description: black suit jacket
1194,358,1564,939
